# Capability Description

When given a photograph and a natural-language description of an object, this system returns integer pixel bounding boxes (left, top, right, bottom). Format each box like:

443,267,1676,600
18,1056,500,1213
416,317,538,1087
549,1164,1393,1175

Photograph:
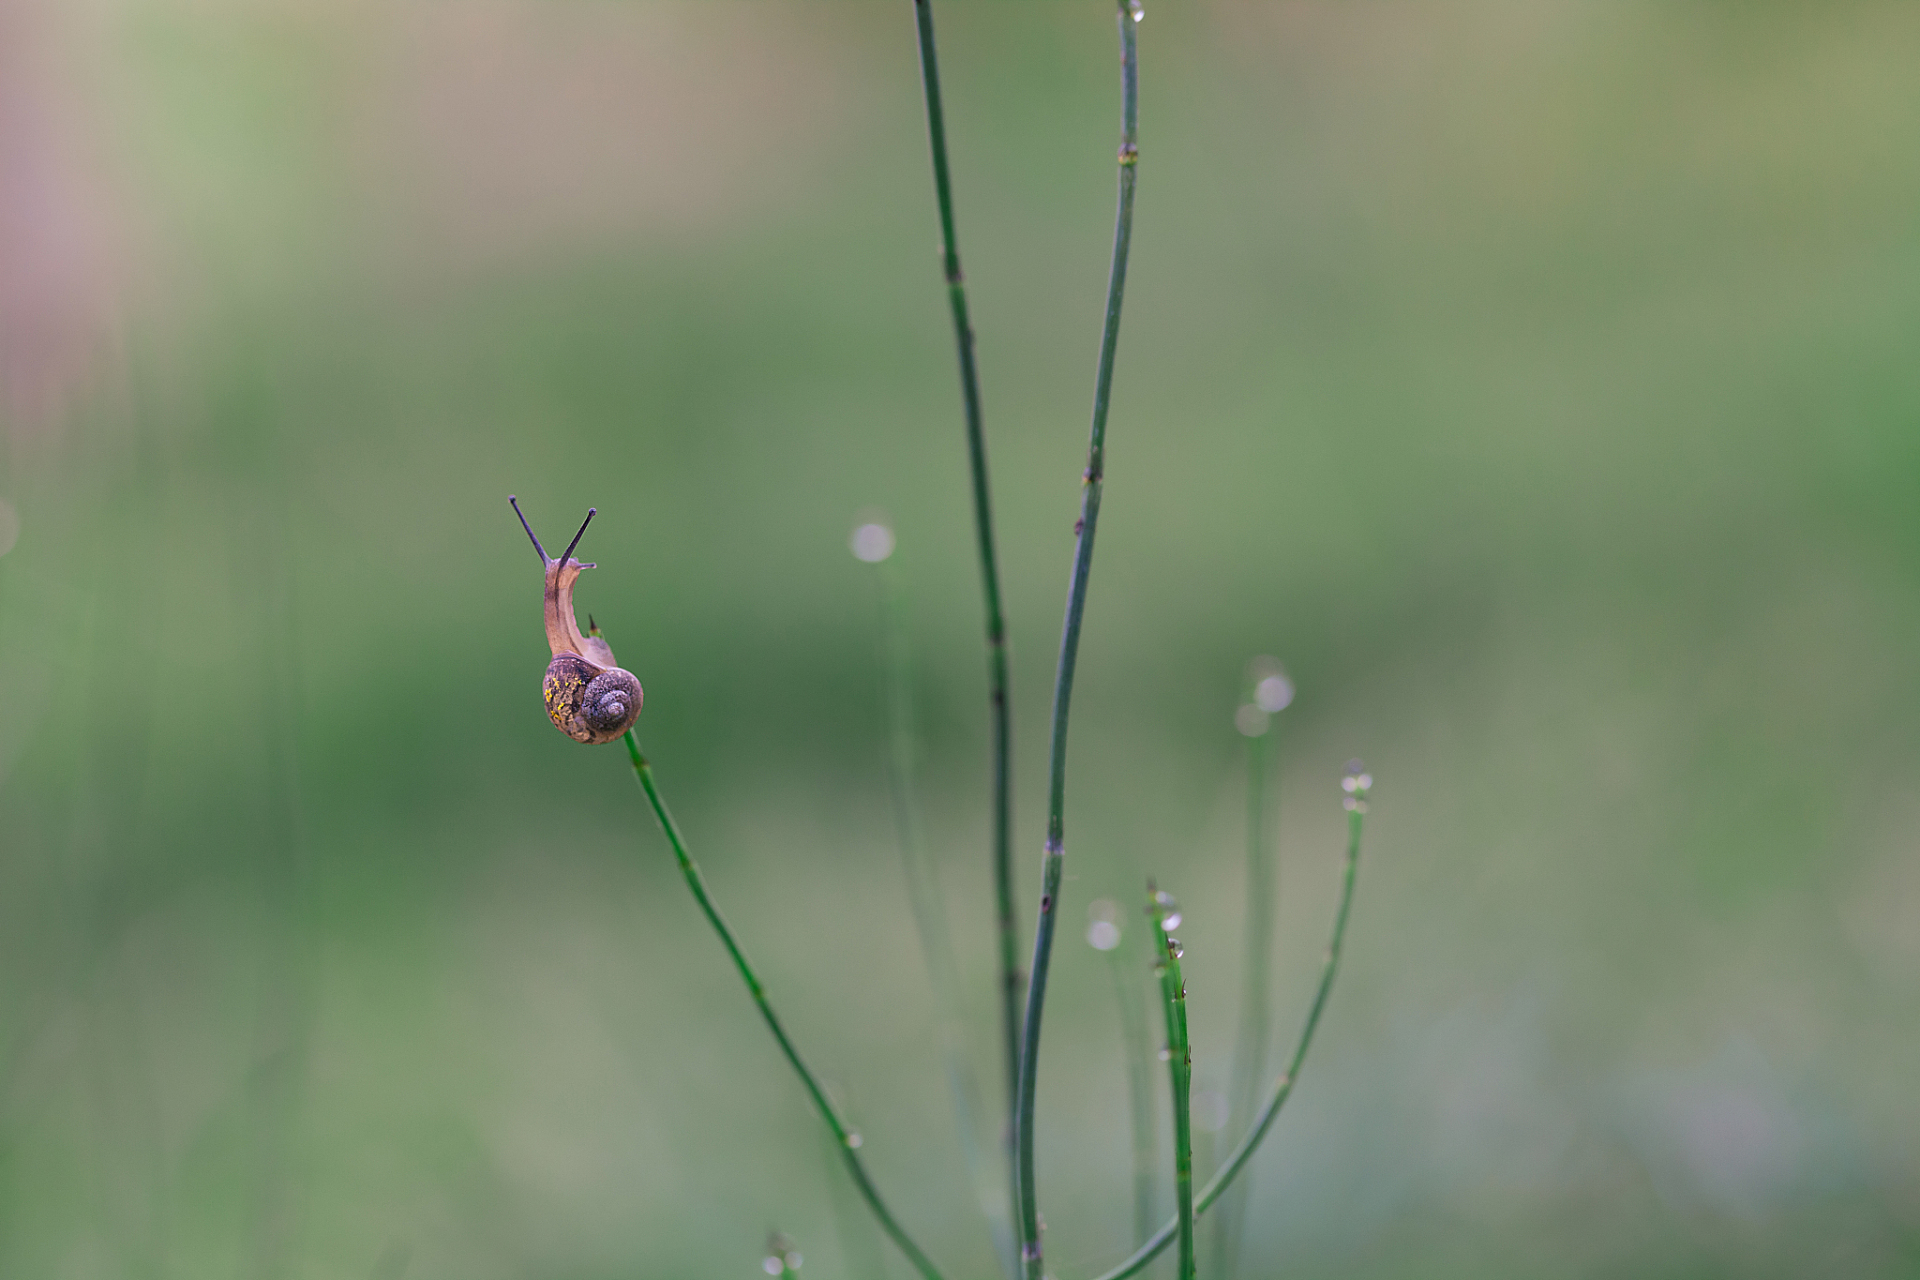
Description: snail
510,496,643,744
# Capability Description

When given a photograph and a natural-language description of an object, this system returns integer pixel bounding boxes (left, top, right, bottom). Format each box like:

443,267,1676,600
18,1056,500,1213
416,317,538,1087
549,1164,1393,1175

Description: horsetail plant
1090,764,1369,1280
619,725,948,1280
1017,3,1142,1273
1148,886,1197,1280
514,2,1375,1274
909,0,1020,1169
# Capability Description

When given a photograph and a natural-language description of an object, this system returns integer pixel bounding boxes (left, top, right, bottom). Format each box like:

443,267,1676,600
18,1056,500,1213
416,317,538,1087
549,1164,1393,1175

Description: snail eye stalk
509,495,549,563
558,508,596,569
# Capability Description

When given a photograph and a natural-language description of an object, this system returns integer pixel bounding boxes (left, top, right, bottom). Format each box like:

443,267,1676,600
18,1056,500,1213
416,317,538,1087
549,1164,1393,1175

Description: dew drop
1087,919,1122,951
1158,1047,1172,1061
850,521,895,563
1255,673,1295,713
1149,888,1182,931
1171,943,1184,959
1234,704,1270,738
1129,0,1144,21
766,1232,799,1272
844,1132,863,1149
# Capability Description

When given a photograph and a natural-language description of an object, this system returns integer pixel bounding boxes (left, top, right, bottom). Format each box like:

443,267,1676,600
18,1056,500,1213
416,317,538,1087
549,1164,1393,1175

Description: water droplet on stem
1341,759,1373,810
1255,672,1294,712
850,520,894,563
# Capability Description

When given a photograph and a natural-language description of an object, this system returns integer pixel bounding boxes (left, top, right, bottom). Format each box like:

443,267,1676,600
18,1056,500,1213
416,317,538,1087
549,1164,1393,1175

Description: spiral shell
545,653,643,744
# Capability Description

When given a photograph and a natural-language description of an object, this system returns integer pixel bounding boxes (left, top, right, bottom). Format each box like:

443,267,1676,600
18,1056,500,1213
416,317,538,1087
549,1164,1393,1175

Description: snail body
512,498,644,744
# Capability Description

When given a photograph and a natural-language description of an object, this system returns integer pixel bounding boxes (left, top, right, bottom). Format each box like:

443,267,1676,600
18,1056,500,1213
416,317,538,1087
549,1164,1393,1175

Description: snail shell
514,499,644,745
544,651,643,744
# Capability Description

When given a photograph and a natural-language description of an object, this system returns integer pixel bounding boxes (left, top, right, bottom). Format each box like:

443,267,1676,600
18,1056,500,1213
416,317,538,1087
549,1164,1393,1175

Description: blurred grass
2,0,1919,1276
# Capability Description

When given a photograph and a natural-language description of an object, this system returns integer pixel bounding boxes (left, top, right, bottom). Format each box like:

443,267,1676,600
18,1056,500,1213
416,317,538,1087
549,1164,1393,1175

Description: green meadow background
2,1,1917,1276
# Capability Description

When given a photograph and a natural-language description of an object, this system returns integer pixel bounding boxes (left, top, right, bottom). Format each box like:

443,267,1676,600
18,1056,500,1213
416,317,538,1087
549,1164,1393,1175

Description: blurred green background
2,1,1918,1276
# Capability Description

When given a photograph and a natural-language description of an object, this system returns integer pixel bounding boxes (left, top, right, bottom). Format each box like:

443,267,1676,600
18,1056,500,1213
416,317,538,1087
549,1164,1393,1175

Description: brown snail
510,496,643,744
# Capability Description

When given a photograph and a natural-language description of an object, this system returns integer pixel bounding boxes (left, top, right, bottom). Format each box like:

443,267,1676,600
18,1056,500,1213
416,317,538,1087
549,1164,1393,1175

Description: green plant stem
622,731,946,1280
1016,6,1139,1276
1218,725,1276,1274
1149,901,1196,1280
909,0,1019,1151
871,557,1011,1269
1088,803,1364,1280
1102,937,1159,1250
823,1125,891,1280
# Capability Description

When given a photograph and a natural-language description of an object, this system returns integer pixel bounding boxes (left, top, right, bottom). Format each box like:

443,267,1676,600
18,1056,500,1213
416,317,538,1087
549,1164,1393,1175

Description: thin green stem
871,556,1011,1268
1017,6,1139,1275
822,1122,891,1280
1087,793,1366,1280
1149,895,1196,1280
1218,724,1276,1274
908,0,1019,1154
622,731,947,1280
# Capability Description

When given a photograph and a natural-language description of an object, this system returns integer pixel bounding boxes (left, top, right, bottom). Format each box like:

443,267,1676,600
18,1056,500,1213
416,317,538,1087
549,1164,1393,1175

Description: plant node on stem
1015,5,1140,1277
908,3,1020,1199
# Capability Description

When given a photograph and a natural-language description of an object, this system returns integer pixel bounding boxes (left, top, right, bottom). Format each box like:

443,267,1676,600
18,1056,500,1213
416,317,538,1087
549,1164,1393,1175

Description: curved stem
909,0,1020,1156
623,732,947,1280
1149,897,1196,1280
1088,802,1365,1280
1016,6,1139,1276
